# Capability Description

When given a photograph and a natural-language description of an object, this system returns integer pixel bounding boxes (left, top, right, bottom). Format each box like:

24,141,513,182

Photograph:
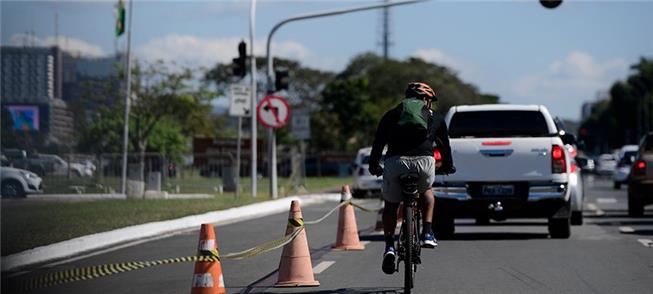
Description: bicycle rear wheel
403,204,413,294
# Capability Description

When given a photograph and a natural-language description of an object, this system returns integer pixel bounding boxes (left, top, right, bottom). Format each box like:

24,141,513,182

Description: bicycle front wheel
403,204,413,293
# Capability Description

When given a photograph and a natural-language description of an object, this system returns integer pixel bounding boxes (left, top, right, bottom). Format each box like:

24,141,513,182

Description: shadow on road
236,287,403,294
444,232,550,241
455,221,547,227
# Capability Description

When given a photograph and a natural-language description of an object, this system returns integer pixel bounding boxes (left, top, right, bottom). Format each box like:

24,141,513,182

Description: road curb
1,193,341,272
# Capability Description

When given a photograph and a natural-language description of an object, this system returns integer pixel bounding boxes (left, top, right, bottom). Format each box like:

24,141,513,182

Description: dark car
627,132,653,216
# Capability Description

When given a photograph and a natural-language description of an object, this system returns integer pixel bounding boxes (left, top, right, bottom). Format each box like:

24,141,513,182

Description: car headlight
21,171,38,179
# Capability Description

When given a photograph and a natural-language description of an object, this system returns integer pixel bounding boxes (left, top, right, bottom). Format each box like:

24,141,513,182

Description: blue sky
2,0,652,120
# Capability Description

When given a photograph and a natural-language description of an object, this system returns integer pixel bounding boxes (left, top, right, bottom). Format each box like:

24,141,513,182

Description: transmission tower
379,0,392,60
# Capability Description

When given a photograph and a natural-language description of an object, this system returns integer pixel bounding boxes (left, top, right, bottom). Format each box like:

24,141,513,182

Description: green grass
1,176,351,256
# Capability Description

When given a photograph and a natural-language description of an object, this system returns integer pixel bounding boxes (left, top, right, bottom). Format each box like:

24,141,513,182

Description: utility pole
382,0,391,60
120,0,134,196
265,0,426,198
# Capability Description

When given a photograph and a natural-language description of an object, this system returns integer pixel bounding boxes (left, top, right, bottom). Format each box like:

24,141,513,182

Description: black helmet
405,82,437,101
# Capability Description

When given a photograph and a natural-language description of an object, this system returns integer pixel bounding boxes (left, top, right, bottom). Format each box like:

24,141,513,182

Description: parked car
595,153,617,176
351,147,385,198
613,145,639,189
1,160,43,198
433,105,573,238
628,133,653,216
33,154,93,177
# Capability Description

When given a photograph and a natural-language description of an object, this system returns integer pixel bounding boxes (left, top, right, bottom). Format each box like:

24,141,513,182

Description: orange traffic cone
191,224,226,294
275,201,320,287
333,185,365,250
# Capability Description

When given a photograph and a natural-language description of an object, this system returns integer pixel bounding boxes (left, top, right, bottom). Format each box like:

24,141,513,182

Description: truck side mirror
561,133,577,145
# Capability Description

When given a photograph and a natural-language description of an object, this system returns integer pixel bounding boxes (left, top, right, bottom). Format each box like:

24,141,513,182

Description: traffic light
232,41,247,78
275,68,289,91
540,0,562,9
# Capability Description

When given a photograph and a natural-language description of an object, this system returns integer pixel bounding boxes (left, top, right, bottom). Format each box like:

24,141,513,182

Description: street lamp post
250,0,258,197
264,0,426,199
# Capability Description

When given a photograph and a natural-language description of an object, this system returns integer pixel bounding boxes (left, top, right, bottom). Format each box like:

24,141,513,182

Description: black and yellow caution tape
13,255,221,291
350,201,379,212
12,198,379,291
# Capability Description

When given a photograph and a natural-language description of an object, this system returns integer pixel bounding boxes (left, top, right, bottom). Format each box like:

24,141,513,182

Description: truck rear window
449,110,552,138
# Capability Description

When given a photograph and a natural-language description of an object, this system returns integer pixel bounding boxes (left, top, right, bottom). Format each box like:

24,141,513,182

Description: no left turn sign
257,95,290,128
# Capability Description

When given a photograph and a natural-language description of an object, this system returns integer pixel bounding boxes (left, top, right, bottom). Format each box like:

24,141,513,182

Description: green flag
115,0,125,37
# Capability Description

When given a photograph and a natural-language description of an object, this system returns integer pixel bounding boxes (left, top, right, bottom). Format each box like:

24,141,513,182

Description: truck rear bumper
432,182,569,219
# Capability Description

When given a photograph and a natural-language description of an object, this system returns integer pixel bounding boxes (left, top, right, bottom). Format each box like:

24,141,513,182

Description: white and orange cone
190,224,226,294
275,201,320,287
333,185,365,250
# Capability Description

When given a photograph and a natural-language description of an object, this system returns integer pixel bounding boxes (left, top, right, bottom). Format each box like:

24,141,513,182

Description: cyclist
368,81,455,275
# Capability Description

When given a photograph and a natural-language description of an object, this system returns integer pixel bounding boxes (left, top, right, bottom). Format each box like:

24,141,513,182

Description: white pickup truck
433,104,573,238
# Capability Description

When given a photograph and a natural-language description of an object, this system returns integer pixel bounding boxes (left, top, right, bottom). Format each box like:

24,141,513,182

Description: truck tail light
633,160,646,176
434,148,442,161
552,145,566,174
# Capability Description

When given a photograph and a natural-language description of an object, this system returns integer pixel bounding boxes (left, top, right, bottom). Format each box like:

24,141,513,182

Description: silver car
351,147,385,198
1,165,43,198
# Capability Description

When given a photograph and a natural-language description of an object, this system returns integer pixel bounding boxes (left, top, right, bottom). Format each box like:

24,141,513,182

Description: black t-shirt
369,102,453,168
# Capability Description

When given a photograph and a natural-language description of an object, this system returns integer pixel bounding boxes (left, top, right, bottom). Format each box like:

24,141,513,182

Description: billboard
6,105,40,131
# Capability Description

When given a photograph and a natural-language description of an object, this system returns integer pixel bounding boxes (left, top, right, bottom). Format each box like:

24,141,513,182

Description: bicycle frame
396,173,422,294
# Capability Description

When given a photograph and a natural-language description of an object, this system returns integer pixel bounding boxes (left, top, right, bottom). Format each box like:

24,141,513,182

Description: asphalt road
4,175,653,294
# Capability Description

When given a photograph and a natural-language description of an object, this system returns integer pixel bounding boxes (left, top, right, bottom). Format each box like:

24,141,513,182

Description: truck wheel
628,193,644,217
434,213,455,239
571,211,583,226
548,217,571,239
1,180,25,198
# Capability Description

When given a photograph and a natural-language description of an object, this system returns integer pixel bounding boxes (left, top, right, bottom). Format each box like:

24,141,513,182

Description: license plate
482,184,515,196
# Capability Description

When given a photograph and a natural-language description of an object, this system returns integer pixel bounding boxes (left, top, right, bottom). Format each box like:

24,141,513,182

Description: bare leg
420,189,434,223
420,189,435,235
383,201,400,247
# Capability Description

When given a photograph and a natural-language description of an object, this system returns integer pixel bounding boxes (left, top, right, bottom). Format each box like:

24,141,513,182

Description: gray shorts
382,155,435,203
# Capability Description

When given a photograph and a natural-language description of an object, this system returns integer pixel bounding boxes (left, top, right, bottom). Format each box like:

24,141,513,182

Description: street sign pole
269,127,277,198
236,116,241,198
257,95,290,199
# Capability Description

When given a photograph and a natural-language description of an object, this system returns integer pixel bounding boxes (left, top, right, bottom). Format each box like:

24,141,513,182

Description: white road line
637,239,653,248
586,203,605,216
619,226,635,233
361,241,371,246
313,261,336,274
597,198,617,204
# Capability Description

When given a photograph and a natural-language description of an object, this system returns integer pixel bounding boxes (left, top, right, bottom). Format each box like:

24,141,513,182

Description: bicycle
395,172,422,294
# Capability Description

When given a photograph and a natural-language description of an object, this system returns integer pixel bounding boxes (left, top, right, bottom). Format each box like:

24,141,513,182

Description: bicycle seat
399,172,420,196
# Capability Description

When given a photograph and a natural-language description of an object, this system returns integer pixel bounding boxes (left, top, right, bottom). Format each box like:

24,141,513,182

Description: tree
312,52,500,151
77,61,216,181
580,57,653,153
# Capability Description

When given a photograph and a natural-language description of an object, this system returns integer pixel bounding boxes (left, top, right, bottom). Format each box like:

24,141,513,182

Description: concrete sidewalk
26,193,214,201
2,193,341,272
